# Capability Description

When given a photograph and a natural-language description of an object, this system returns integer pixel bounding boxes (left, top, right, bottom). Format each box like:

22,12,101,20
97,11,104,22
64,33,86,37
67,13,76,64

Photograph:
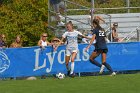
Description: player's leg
70,51,77,75
65,56,70,69
89,51,101,67
101,52,116,75
99,51,107,74
65,50,71,75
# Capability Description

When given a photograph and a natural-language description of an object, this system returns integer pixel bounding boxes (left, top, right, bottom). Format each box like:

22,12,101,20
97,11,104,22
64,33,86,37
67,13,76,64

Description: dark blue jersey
91,28,107,49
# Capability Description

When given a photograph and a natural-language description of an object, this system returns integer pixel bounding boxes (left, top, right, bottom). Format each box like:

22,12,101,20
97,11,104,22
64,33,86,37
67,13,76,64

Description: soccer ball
56,73,65,79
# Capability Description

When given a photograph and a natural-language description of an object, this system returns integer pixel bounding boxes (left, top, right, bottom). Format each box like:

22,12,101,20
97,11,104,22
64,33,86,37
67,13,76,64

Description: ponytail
92,19,103,31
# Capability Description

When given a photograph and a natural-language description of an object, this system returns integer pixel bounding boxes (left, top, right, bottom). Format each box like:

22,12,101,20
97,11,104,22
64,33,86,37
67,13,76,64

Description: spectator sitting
38,33,52,79
108,22,122,42
10,35,22,48
51,37,62,49
38,33,52,49
9,35,23,80
112,22,120,42
0,34,8,48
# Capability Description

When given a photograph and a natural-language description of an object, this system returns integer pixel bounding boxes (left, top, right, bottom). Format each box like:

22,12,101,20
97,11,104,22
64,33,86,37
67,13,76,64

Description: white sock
70,62,74,74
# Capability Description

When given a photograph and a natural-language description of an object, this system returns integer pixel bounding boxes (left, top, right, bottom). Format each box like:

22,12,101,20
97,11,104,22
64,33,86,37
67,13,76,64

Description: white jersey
41,40,48,46
62,30,82,50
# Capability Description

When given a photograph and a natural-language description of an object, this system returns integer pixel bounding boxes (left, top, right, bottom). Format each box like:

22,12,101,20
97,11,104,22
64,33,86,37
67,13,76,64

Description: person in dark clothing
85,19,116,76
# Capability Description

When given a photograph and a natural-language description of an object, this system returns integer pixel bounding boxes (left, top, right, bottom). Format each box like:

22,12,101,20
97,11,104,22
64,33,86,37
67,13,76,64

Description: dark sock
66,64,69,71
103,62,113,73
90,59,102,67
66,63,70,75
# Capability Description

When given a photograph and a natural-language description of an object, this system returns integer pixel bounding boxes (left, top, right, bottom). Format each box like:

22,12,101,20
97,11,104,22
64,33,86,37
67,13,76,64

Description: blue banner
0,42,140,77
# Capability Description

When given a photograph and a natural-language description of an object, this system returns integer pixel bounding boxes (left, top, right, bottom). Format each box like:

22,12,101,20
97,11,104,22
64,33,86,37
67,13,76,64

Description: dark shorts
94,49,108,54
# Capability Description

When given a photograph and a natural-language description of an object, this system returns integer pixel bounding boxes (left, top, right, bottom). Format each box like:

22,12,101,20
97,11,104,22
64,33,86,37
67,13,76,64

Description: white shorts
66,49,78,56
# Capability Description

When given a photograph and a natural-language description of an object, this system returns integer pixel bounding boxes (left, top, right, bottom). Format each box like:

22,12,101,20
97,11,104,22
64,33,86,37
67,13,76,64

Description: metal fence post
64,0,67,25
48,0,50,26
137,28,140,41
109,15,112,42
91,0,94,29
127,0,130,13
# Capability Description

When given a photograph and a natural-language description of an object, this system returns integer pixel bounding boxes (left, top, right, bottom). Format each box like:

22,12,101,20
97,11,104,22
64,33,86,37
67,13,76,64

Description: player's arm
96,16,105,23
82,35,92,40
54,37,65,51
85,34,96,51
78,31,91,40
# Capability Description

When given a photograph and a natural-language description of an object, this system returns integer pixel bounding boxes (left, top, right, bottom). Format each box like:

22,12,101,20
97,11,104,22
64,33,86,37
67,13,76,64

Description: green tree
0,0,53,47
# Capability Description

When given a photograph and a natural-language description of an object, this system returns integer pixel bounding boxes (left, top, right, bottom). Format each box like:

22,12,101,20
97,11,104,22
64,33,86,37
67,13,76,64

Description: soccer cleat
69,73,75,78
99,65,105,74
110,72,116,76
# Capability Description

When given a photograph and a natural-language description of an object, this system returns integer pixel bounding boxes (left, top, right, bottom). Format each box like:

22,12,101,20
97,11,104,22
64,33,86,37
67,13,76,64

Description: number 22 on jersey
99,30,105,36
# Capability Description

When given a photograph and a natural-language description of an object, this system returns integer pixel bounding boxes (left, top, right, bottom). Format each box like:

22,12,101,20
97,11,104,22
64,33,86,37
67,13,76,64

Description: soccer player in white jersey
54,21,90,77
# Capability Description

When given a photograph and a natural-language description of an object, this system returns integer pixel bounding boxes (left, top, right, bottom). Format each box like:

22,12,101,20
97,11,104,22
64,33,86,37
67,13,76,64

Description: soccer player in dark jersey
85,19,116,76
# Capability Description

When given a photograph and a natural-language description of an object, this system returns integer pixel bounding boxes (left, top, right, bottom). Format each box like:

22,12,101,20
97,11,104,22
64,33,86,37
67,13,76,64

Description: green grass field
0,73,140,93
